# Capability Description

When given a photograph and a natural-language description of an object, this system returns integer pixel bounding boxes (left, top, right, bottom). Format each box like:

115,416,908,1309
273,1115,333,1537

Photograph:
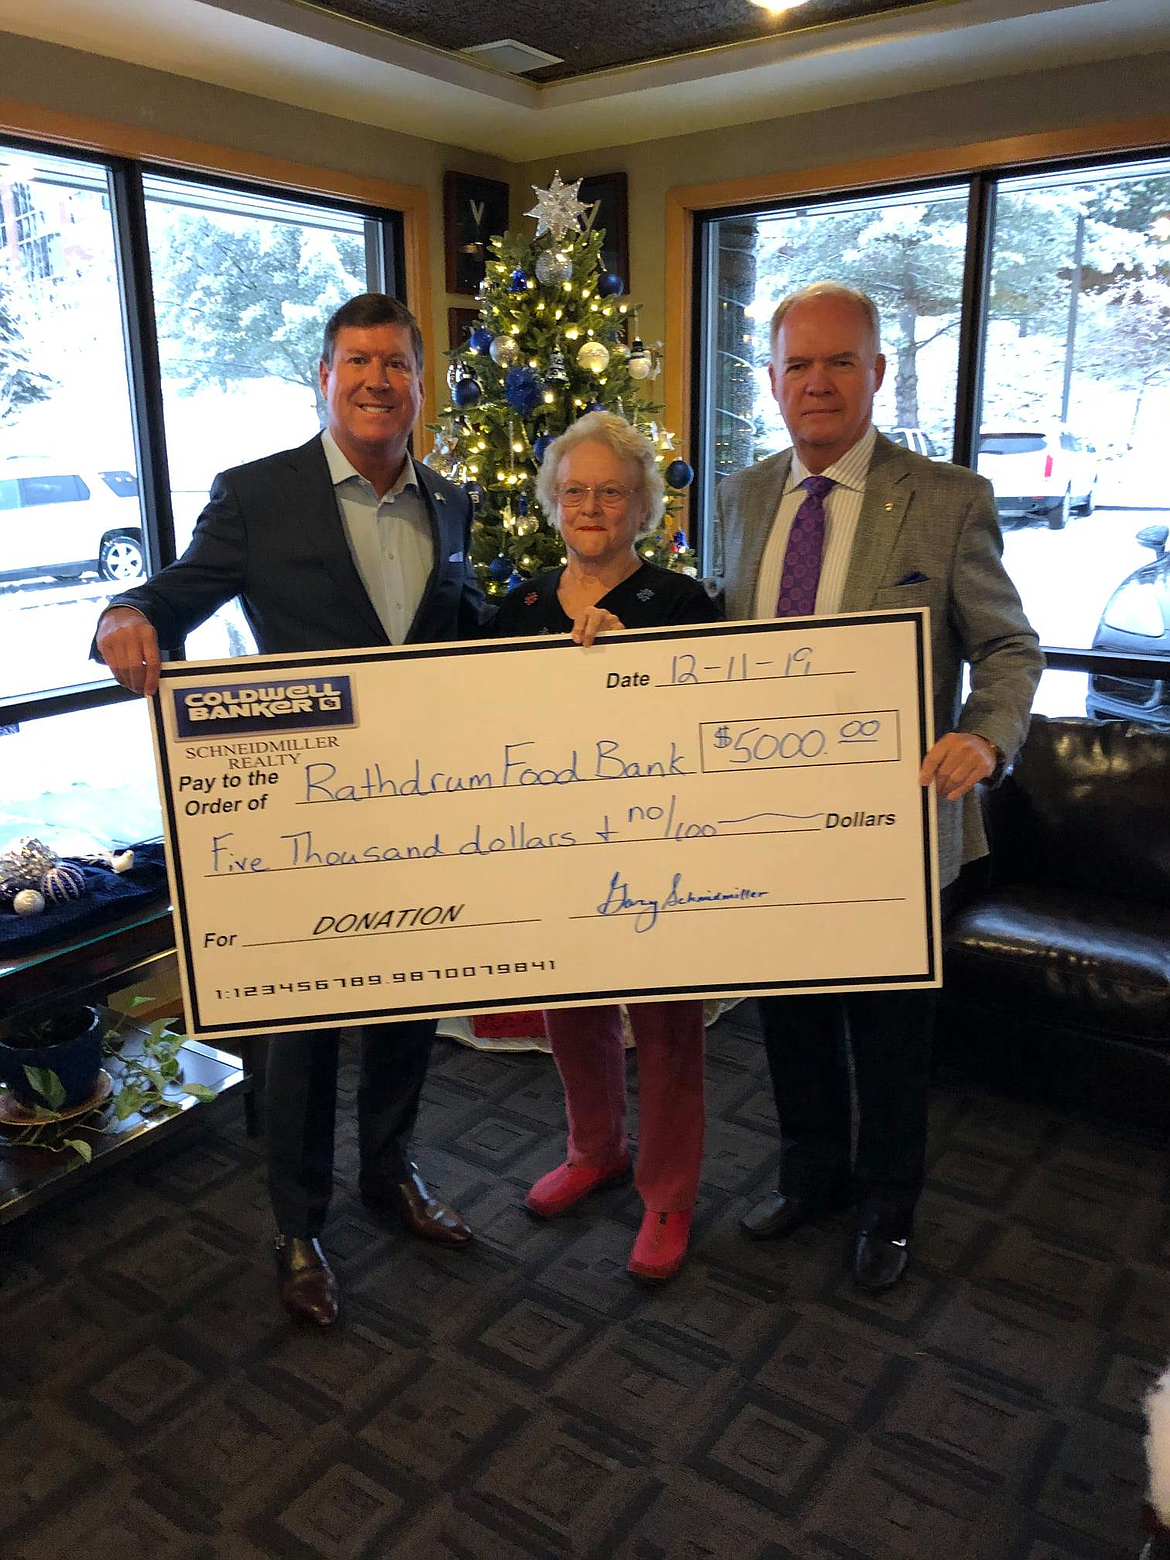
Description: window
0,134,404,856
143,174,379,661
0,144,143,702
695,150,1170,730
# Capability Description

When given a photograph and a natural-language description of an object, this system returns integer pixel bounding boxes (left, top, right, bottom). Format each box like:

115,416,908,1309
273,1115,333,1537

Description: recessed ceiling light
750,1,813,14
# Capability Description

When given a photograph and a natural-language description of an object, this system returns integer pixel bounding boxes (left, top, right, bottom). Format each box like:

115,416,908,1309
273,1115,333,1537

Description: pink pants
543,1000,706,1212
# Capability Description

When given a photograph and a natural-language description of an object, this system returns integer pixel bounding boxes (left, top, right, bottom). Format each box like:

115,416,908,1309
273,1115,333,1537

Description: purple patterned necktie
776,475,835,617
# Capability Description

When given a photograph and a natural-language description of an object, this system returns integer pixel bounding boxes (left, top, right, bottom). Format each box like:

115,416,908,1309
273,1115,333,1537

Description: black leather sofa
938,715,1170,1128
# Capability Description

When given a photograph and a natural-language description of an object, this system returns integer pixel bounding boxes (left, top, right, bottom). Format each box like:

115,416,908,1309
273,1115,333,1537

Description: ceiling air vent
460,38,563,75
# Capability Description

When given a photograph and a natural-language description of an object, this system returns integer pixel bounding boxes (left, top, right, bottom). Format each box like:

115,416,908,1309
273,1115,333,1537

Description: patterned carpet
1,1002,1167,1559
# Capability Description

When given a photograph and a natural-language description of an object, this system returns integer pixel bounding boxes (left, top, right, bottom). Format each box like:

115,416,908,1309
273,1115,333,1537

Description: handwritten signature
595,870,768,933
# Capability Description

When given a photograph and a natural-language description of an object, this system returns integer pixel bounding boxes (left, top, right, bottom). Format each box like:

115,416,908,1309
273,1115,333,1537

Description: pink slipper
524,1157,632,1218
627,1208,693,1282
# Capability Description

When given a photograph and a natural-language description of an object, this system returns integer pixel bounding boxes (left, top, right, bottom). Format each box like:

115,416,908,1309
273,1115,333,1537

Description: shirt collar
320,428,418,499
786,423,878,495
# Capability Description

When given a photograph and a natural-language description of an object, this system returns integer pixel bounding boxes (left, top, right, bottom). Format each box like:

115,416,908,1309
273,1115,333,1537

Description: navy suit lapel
288,436,388,647
404,462,452,644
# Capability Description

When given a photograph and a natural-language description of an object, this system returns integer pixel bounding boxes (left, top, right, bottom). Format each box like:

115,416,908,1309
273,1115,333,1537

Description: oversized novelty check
149,612,940,1042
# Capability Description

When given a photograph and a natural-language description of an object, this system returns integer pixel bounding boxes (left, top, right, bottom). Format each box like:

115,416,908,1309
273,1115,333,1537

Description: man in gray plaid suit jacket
715,281,1042,1290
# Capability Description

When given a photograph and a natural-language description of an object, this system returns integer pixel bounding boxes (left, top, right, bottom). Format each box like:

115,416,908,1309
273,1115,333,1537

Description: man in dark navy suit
96,294,485,1326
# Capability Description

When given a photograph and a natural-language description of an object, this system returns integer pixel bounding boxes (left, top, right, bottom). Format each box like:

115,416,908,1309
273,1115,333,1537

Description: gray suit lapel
840,433,913,611
730,451,790,618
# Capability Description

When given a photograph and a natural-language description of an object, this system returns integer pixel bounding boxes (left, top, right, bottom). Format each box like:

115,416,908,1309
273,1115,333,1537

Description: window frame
678,121,1170,690
0,109,430,730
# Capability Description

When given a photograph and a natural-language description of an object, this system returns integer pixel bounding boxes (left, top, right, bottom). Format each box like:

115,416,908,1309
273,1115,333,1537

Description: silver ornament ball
535,249,573,286
576,340,610,375
13,888,46,916
489,334,520,367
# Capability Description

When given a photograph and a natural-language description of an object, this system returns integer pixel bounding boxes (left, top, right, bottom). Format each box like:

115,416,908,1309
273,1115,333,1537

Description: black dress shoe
274,1235,340,1326
740,1189,835,1239
363,1163,472,1245
740,1184,851,1240
852,1231,910,1291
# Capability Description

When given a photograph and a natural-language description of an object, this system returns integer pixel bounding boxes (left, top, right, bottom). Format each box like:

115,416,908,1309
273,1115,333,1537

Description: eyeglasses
556,483,637,508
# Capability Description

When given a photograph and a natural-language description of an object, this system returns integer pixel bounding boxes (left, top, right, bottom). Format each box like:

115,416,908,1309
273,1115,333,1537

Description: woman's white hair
534,410,665,539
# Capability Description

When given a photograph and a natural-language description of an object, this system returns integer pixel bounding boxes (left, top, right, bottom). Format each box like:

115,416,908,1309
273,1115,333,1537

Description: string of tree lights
426,172,696,596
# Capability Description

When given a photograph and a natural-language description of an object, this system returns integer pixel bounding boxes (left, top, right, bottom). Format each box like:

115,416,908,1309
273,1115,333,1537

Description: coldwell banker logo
174,676,355,738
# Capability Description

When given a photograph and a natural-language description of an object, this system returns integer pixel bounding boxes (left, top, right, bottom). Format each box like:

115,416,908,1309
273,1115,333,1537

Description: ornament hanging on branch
535,248,573,285
627,338,652,381
545,346,569,384
596,272,624,298
452,374,482,408
489,334,519,367
576,340,610,375
504,365,544,416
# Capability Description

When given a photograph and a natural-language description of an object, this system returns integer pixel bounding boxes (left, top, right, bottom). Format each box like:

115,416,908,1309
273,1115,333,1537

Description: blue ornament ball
452,375,481,408
589,401,606,412
665,458,695,490
41,862,86,905
596,272,624,298
504,365,544,417
517,494,530,515
488,554,512,581
507,571,526,591
508,267,528,293
468,326,494,354
532,433,553,463
463,481,485,507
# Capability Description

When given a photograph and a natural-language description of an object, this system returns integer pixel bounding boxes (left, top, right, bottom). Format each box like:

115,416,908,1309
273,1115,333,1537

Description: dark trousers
756,882,957,1234
265,1017,436,1237
756,987,936,1231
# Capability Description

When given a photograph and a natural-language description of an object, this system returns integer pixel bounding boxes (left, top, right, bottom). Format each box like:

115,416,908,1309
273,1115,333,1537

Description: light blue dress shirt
321,429,434,645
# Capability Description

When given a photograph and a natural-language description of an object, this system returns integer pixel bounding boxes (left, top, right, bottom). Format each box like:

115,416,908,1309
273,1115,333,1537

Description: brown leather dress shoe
363,1163,472,1245
274,1235,340,1326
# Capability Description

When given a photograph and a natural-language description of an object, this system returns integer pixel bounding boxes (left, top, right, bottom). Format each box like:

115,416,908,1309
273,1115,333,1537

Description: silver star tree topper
525,170,589,242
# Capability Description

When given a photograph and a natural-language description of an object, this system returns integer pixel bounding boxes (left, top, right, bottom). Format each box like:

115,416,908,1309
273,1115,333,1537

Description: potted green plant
0,999,218,1164
0,1003,103,1112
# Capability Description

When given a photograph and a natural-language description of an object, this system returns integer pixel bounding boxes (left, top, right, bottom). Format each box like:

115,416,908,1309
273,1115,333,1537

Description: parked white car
976,424,1098,529
0,460,145,583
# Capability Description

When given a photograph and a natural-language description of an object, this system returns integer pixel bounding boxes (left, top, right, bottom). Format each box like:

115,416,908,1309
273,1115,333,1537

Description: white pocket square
448,551,464,563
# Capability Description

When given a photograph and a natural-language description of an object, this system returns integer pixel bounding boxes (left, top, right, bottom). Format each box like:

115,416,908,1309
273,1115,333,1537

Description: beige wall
518,51,1170,350
0,30,512,398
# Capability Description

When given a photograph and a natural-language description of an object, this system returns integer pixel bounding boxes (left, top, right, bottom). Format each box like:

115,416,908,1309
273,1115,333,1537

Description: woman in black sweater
488,411,720,1282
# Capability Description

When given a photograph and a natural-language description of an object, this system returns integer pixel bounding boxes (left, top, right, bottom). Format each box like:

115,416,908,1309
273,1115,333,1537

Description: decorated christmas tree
426,172,696,598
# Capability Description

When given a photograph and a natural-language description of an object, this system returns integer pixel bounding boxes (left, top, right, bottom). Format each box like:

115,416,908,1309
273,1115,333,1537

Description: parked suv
888,427,942,459
976,423,1097,529
1085,524,1170,728
0,460,145,584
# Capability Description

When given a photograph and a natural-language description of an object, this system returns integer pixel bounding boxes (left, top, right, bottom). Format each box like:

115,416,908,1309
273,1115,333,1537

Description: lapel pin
885,502,894,511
